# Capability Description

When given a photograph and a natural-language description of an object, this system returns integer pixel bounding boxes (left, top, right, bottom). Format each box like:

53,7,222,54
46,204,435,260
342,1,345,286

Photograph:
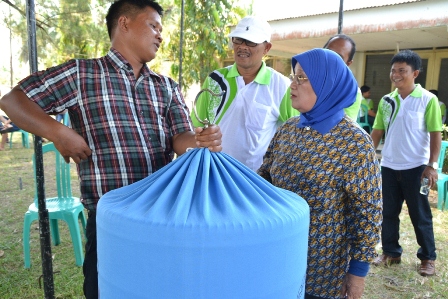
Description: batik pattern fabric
258,116,382,299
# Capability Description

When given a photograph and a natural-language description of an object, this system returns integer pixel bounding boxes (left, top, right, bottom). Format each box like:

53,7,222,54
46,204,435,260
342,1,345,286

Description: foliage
163,0,246,92
1,0,249,95
442,124,448,141
54,0,110,63
1,0,112,72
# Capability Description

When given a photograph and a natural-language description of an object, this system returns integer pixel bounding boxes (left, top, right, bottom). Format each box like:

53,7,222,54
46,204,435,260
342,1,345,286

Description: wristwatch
427,162,439,170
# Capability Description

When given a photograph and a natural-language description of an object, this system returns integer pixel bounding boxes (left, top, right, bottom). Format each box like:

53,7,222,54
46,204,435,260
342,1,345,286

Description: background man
370,49,441,277
191,16,298,172
323,34,362,120
360,85,376,127
429,89,446,124
0,114,19,150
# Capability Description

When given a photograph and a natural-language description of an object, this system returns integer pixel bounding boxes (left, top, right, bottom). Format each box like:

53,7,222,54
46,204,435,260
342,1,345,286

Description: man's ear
263,42,272,55
413,69,420,78
346,60,353,67
118,15,129,32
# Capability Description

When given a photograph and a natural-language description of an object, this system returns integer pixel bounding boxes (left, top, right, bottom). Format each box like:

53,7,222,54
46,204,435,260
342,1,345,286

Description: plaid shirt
19,48,193,210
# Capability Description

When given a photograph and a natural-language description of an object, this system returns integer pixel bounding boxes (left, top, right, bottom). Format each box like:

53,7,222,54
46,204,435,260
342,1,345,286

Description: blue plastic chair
356,104,372,133
23,142,87,268
63,112,70,126
9,129,30,149
436,140,448,211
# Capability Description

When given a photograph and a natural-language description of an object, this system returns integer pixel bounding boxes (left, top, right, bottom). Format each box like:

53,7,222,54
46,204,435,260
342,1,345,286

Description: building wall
354,49,448,110
252,0,448,109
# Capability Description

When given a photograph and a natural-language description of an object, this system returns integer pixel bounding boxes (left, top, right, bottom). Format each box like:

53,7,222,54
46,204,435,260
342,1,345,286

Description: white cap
228,16,272,43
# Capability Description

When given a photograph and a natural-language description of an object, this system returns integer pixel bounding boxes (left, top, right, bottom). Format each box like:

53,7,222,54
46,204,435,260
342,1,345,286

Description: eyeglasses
289,74,308,85
232,37,262,47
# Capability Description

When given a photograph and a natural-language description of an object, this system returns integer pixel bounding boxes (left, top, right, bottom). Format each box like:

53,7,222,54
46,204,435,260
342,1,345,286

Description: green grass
0,134,448,298
0,137,84,299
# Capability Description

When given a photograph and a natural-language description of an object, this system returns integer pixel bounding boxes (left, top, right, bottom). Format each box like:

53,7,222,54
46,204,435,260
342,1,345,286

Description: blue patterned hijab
292,48,357,134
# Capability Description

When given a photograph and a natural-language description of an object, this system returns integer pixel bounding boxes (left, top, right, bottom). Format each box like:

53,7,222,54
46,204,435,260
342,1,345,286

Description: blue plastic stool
23,142,86,268
436,141,448,211
9,129,30,149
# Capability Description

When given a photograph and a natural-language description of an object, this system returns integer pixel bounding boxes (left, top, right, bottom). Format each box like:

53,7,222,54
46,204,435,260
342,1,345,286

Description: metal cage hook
192,88,225,128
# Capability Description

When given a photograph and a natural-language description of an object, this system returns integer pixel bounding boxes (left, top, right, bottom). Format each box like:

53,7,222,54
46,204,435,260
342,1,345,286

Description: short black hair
360,85,370,94
106,0,164,39
390,49,422,72
429,89,438,97
323,34,356,62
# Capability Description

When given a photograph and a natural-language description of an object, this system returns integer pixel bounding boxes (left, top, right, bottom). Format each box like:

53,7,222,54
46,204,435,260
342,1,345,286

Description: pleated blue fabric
97,148,310,299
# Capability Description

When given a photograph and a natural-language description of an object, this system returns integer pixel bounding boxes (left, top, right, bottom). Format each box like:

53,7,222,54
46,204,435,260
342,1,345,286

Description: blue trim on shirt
348,259,370,277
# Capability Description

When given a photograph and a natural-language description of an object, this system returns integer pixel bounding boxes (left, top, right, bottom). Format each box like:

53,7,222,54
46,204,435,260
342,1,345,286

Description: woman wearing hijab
258,48,382,299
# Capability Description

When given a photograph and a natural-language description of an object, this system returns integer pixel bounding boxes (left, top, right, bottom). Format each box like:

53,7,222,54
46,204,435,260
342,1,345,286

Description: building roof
254,0,448,56
254,0,423,21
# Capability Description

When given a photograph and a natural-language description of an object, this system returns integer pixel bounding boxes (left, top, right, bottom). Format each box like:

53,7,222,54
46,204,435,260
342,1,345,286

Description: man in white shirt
371,50,441,277
191,16,298,171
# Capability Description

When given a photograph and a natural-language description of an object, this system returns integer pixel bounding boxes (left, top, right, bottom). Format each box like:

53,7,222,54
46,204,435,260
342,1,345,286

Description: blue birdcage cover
97,148,309,299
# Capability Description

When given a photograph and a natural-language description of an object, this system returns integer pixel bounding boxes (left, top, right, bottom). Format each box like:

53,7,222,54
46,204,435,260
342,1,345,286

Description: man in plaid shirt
0,0,222,298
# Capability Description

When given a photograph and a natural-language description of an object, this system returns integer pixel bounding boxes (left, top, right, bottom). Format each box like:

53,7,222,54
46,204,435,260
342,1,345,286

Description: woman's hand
340,273,365,299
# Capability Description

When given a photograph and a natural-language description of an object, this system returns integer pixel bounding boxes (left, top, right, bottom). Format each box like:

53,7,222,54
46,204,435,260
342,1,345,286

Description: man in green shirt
191,16,298,171
360,85,376,126
371,50,440,277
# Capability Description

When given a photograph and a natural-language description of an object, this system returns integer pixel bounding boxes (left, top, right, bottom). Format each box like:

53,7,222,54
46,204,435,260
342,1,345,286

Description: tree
1,0,111,72
54,0,110,64
163,0,246,93
0,0,249,93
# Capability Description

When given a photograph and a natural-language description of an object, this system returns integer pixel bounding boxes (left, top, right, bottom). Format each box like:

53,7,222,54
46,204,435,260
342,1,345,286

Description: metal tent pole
178,0,185,91
338,0,344,34
26,0,54,298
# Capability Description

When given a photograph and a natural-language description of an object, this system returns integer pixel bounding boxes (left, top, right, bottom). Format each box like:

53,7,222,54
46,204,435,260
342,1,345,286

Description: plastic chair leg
23,211,38,268
50,219,61,246
22,132,30,148
436,180,446,210
9,132,13,149
443,188,448,211
79,210,87,239
9,131,30,149
66,213,85,266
